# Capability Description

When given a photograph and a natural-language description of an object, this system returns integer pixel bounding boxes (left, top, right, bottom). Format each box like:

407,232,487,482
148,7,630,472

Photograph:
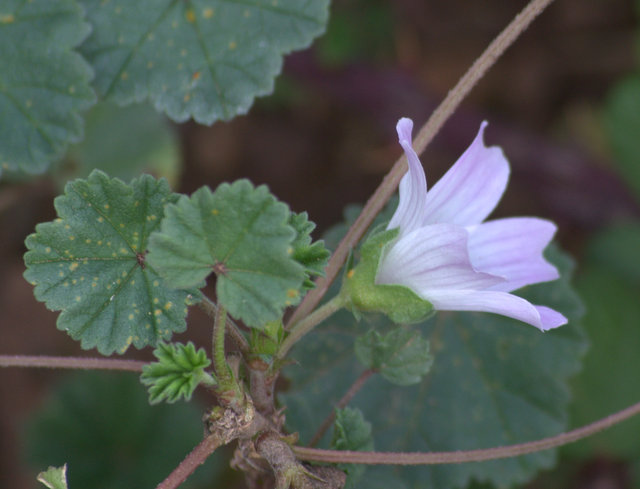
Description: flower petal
387,118,428,236
467,217,559,292
376,223,504,291
423,289,567,331
423,122,510,226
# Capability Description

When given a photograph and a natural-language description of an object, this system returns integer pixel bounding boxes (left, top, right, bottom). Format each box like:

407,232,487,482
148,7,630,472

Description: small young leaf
0,0,95,175
24,170,194,355
355,328,433,386
141,342,214,404
288,212,330,291
331,407,374,489
37,465,69,489
80,0,329,124
147,180,306,328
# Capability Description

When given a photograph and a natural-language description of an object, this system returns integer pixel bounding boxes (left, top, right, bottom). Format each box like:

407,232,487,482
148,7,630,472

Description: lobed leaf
147,180,306,328
141,342,214,404
0,0,95,175
355,328,433,386
79,0,329,124
37,465,69,489
24,170,194,355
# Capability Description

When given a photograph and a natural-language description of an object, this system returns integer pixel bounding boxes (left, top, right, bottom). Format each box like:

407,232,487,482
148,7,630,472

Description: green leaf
281,245,586,489
37,465,69,489
288,212,330,290
603,75,640,201
23,170,195,355
0,0,95,176
147,180,306,328
79,0,329,124
141,342,214,404
56,101,181,187
25,372,225,489
331,407,374,489
355,328,433,386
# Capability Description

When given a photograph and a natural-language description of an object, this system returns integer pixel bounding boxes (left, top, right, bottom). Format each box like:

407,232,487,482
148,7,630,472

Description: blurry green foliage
331,407,374,489
57,102,181,188
316,0,394,67
567,223,640,460
25,371,226,489
603,75,640,201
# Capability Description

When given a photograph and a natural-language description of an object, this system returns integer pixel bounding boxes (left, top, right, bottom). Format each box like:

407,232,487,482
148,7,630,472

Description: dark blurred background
2,0,640,487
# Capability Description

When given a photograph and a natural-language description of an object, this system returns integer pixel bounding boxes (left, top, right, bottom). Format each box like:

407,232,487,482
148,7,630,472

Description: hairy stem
0,355,145,372
277,294,347,361
212,305,234,389
156,434,223,489
199,297,249,353
308,369,376,447
286,0,556,328
294,398,640,465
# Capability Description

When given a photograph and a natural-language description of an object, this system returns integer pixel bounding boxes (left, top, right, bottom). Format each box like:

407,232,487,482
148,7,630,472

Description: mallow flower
346,118,567,331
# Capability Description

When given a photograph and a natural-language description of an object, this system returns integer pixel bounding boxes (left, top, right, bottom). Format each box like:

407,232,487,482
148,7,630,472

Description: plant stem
294,398,640,465
199,296,249,353
277,294,347,361
308,369,376,447
156,434,223,489
212,305,233,388
0,355,145,372
286,0,557,328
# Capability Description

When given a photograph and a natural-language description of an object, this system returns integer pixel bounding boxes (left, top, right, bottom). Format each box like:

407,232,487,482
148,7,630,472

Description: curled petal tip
537,307,568,331
396,118,414,143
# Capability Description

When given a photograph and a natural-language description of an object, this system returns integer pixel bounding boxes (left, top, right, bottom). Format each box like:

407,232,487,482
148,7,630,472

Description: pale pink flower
376,118,567,330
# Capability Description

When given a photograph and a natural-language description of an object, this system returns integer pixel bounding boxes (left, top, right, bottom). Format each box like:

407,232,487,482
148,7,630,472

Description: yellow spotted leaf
24,170,196,355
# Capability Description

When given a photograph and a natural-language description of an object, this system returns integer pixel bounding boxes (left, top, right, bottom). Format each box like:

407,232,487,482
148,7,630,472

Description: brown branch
156,434,223,489
294,398,640,465
308,369,376,447
0,354,145,372
285,0,557,328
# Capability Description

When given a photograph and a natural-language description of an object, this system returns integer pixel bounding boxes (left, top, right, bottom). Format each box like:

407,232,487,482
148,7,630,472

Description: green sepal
37,465,69,489
141,342,214,404
355,328,433,386
343,228,434,324
331,407,374,489
288,212,330,291
250,320,285,358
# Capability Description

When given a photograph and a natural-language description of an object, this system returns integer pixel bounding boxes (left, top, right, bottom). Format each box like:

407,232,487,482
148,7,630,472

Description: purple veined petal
387,118,428,236
376,223,505,292
467,217,560,292
423,289,568,331
422,122,510,227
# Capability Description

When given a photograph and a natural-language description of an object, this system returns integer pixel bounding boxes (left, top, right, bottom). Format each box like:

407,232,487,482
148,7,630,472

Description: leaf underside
24,170,194,355
80,0,330,124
